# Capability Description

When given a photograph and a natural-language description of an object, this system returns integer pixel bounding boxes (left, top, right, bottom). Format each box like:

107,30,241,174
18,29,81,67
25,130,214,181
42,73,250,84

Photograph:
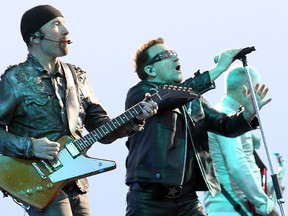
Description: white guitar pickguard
49,148,116,183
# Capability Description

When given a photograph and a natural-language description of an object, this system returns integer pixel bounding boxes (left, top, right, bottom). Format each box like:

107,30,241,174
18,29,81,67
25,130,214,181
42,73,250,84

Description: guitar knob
36,186,43,192
26,188,33,195
47,183,53,189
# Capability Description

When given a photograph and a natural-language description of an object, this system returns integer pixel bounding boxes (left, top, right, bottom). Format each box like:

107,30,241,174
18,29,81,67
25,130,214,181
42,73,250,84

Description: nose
62,24,69,36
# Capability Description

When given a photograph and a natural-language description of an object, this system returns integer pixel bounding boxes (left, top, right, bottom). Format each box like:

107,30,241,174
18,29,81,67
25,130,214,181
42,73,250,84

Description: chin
60,49,68,56
176,77,183,84
171,80,182,85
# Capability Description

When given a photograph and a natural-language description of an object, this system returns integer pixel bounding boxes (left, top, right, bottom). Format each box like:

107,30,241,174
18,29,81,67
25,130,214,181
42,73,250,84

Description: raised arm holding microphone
0,5,158,216
124,37,271,216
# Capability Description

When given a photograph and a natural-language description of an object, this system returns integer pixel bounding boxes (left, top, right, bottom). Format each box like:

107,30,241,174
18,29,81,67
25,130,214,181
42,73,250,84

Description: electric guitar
0,85,199,210
251,152,285,216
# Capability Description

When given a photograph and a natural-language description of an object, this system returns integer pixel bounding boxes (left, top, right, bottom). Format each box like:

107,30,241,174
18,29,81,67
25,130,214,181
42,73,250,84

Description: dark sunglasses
147,50,178,65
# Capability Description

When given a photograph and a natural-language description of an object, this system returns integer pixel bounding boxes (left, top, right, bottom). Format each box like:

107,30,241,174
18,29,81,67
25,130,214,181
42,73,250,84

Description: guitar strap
253,150,267,193
61,63,80,140
220,184,249,216
220,152,267,216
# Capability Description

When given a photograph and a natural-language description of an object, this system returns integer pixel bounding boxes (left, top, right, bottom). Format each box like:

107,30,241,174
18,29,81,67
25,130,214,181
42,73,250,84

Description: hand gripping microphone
214,46,256,63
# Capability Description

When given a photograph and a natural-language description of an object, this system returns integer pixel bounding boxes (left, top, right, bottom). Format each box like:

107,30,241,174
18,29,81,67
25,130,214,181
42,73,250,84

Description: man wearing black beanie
20,5,64,45
0,4,158,216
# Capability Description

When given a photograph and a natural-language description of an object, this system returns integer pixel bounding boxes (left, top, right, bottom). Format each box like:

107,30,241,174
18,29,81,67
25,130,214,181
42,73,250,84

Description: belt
164,185,183,199
129,182,194,199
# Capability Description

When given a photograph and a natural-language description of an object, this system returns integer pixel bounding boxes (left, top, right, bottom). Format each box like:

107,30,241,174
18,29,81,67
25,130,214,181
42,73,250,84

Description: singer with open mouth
124,37,271,216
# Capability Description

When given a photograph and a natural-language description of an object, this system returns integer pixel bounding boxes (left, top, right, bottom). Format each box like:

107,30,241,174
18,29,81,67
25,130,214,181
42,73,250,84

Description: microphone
214,46,256,63
42,37,72,44
31,32,72,44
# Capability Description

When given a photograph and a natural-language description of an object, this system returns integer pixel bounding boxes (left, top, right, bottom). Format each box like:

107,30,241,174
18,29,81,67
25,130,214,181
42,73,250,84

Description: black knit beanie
20,5,64,45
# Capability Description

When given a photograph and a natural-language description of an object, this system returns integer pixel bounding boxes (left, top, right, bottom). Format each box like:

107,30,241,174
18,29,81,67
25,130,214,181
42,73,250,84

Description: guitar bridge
41,160,53,173
32,162,47,179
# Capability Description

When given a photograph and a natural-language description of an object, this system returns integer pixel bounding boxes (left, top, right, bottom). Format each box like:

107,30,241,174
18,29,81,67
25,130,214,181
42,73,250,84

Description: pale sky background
1,1,287,215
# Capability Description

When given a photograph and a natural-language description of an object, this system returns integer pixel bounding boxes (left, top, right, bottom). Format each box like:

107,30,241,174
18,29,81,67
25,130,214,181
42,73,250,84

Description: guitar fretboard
73,101,146,151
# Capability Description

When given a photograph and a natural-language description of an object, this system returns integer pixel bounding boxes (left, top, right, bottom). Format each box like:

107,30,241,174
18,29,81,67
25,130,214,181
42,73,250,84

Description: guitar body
0,135,116,210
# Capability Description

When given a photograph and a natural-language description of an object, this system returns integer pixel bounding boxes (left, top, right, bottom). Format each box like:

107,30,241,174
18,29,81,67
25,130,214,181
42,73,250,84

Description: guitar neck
73,103,143,151
70,85,198,152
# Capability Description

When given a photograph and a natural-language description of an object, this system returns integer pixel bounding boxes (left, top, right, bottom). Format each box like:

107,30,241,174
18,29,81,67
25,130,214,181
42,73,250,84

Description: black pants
126,183,207,216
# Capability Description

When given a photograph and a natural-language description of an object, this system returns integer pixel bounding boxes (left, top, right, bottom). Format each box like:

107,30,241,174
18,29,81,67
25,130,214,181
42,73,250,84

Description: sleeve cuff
25,138,34,158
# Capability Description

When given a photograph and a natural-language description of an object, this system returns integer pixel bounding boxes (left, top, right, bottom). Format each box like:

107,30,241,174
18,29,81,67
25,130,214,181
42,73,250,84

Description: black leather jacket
125,72,258,196
0,54,142,192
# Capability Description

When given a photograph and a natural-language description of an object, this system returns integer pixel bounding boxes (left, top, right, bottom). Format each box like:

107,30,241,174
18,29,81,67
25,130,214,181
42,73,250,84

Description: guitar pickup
49,154,63,170
65,141,80,158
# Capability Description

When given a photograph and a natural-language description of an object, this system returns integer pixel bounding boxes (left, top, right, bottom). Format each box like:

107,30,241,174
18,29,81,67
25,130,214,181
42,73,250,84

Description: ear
144,65,156,77
31,31,44,39
30,31,44,44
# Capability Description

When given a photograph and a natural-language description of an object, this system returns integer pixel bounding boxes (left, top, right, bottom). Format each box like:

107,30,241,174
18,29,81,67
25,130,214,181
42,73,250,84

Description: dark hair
134,37,164,80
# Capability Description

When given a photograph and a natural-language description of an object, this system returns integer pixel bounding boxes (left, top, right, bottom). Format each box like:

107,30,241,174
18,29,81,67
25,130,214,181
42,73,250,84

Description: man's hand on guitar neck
135,93,158,121
32,137,60,160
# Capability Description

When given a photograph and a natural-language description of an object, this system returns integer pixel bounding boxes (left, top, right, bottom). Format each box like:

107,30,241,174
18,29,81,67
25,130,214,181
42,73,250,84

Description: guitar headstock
151,85,199,102
274,152,285,181
275,152,285,168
